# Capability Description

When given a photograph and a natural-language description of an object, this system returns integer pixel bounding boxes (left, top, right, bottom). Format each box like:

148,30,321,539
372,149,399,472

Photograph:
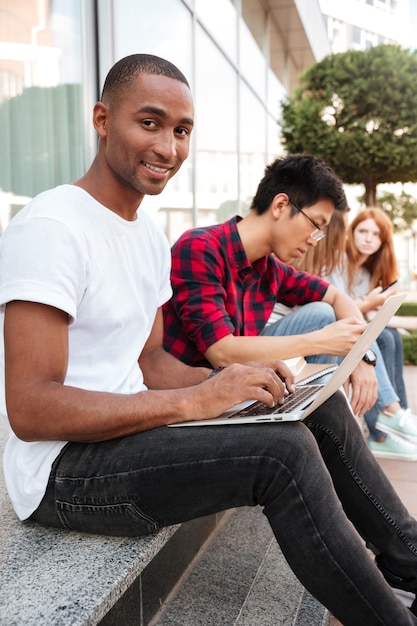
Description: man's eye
176,127,189,136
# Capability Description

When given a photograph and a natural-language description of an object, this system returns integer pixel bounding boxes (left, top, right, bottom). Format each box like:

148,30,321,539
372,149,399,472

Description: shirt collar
226,215,268,277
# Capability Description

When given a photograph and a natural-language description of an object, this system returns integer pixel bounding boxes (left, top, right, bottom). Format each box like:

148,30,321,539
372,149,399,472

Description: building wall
319,0,411,51
0,0,327,243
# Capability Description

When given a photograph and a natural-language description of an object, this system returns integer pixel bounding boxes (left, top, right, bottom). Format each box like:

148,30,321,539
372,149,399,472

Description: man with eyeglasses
163,153,377,416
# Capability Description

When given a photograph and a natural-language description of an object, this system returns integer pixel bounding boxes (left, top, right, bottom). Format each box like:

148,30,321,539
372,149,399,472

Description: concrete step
151,506,329,626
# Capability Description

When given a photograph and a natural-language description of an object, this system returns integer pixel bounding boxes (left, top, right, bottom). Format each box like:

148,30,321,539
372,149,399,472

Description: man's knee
246,422,319,466
264,301,336,337
305,390,361,443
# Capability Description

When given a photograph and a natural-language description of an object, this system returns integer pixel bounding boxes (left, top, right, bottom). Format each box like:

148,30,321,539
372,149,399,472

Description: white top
0,185,172,519
326,255,372,299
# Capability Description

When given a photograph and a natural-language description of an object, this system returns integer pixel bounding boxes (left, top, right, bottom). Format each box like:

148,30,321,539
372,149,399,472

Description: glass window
239,81,266,208
195,0,237,63
112,0,194,242
239,16,266,101
352,26,361,44
195,26,238,224
113,0,192,83
267,112,281,163
266,67,285,120
0,0,87,232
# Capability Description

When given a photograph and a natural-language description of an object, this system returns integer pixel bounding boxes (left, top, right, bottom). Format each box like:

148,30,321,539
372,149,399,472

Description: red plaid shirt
163,216,329,366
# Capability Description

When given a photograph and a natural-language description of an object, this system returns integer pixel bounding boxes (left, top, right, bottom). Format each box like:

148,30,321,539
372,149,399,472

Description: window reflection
0,0,85,233
239,81,267,208
112,0,194,241
240,14,266,100
195,0,237,63
0,0,293,243
195,27,238,225
113,0,192,80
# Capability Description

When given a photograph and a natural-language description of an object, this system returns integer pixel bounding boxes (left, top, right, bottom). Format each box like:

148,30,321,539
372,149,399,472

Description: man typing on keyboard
163,154,376,418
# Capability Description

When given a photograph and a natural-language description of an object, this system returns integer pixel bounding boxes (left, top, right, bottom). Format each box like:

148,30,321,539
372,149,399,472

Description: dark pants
32,391,417,626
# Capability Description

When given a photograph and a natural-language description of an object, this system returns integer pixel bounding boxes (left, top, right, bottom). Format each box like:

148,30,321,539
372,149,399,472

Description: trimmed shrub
397,302,417,316
402,330,417,365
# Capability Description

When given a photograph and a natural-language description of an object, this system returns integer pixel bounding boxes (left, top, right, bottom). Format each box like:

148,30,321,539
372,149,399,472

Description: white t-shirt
0,185,172,520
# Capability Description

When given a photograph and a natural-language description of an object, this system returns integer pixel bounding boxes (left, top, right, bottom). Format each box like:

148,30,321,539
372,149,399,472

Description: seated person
3,56,417,625
163,154,377,418
294,207,417,458
326,208,417,453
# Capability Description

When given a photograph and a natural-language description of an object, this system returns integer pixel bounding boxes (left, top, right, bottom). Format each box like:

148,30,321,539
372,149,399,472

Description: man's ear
92,102,109,138
271,193,289,219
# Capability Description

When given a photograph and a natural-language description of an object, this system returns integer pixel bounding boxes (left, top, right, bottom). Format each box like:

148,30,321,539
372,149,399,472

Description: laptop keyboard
236,384,321,417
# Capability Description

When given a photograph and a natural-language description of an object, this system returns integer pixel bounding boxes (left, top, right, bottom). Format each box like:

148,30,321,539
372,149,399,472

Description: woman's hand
361,287,397,320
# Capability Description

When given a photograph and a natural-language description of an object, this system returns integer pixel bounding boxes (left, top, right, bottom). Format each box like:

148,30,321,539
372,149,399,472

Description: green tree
374,190,417,231
281,45,417,206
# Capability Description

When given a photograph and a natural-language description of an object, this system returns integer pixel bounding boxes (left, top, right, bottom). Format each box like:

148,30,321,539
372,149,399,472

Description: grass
397,302,417,317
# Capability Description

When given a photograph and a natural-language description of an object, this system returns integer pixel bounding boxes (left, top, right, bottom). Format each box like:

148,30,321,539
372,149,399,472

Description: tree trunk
364,178,377,207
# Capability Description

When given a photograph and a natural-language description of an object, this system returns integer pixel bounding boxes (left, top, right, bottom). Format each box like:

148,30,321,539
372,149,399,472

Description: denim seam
53,472,164,530
306,419,417,557
263,459,387,622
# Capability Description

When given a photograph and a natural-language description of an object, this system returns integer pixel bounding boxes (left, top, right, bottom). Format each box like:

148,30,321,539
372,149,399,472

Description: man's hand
343,360,378,417
243,359,296,394
174,363,289,424
315,318,367,356
204,363,288,409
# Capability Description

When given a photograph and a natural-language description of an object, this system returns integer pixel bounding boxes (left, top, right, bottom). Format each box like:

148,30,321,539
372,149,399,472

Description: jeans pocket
56,499,161,537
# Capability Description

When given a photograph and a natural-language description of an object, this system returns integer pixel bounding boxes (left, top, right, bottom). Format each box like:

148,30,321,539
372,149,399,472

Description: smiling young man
163,154,377,416
2,58,417,626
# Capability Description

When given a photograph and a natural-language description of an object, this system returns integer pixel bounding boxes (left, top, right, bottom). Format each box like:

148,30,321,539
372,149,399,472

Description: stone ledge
0,422,223,625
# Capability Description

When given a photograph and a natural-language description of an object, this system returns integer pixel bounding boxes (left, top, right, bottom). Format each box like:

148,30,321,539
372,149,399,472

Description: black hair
250,154,347,215
101,53,190,103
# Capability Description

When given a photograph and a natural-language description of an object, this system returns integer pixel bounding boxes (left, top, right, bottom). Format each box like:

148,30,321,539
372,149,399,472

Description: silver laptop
170,293,406,427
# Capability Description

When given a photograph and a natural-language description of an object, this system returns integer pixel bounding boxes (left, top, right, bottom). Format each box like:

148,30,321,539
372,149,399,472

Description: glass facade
0,0,89,234
0,0,304,244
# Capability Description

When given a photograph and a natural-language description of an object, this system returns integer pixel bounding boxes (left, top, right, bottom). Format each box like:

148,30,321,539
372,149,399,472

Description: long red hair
345,207,399,291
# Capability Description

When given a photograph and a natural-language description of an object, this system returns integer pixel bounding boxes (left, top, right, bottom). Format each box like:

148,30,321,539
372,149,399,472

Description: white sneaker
368,432,417,460
376,408,417,444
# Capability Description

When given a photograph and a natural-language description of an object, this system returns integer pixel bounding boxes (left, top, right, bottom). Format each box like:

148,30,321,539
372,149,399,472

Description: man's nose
153,130,177,159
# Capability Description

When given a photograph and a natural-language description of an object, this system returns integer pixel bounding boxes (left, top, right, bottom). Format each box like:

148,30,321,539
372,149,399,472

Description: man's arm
4,302,285,442
203,284,377,415
204,322,377,416
139,308,211,389
321,284,364,320
202,282,365,364
204,317,367,365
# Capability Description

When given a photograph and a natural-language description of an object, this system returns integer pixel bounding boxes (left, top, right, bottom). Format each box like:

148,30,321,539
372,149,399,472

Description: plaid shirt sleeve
274,261,330,306
163,229,237,364
163,224,331,366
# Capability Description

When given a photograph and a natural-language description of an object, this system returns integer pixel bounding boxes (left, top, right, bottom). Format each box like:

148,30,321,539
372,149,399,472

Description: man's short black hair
101,53,190,104
251,154,347,215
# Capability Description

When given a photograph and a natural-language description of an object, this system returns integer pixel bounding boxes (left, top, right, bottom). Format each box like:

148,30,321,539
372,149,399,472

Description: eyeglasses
290,200,326,241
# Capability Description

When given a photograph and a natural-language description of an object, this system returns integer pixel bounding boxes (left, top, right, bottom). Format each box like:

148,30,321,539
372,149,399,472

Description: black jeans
32,391,417,625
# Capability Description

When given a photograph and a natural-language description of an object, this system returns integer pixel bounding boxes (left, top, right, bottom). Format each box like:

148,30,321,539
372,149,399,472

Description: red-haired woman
327,208,416,457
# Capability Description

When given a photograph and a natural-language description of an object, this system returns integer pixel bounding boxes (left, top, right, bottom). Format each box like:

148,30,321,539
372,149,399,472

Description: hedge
402,330,417,365
397,302,417,317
